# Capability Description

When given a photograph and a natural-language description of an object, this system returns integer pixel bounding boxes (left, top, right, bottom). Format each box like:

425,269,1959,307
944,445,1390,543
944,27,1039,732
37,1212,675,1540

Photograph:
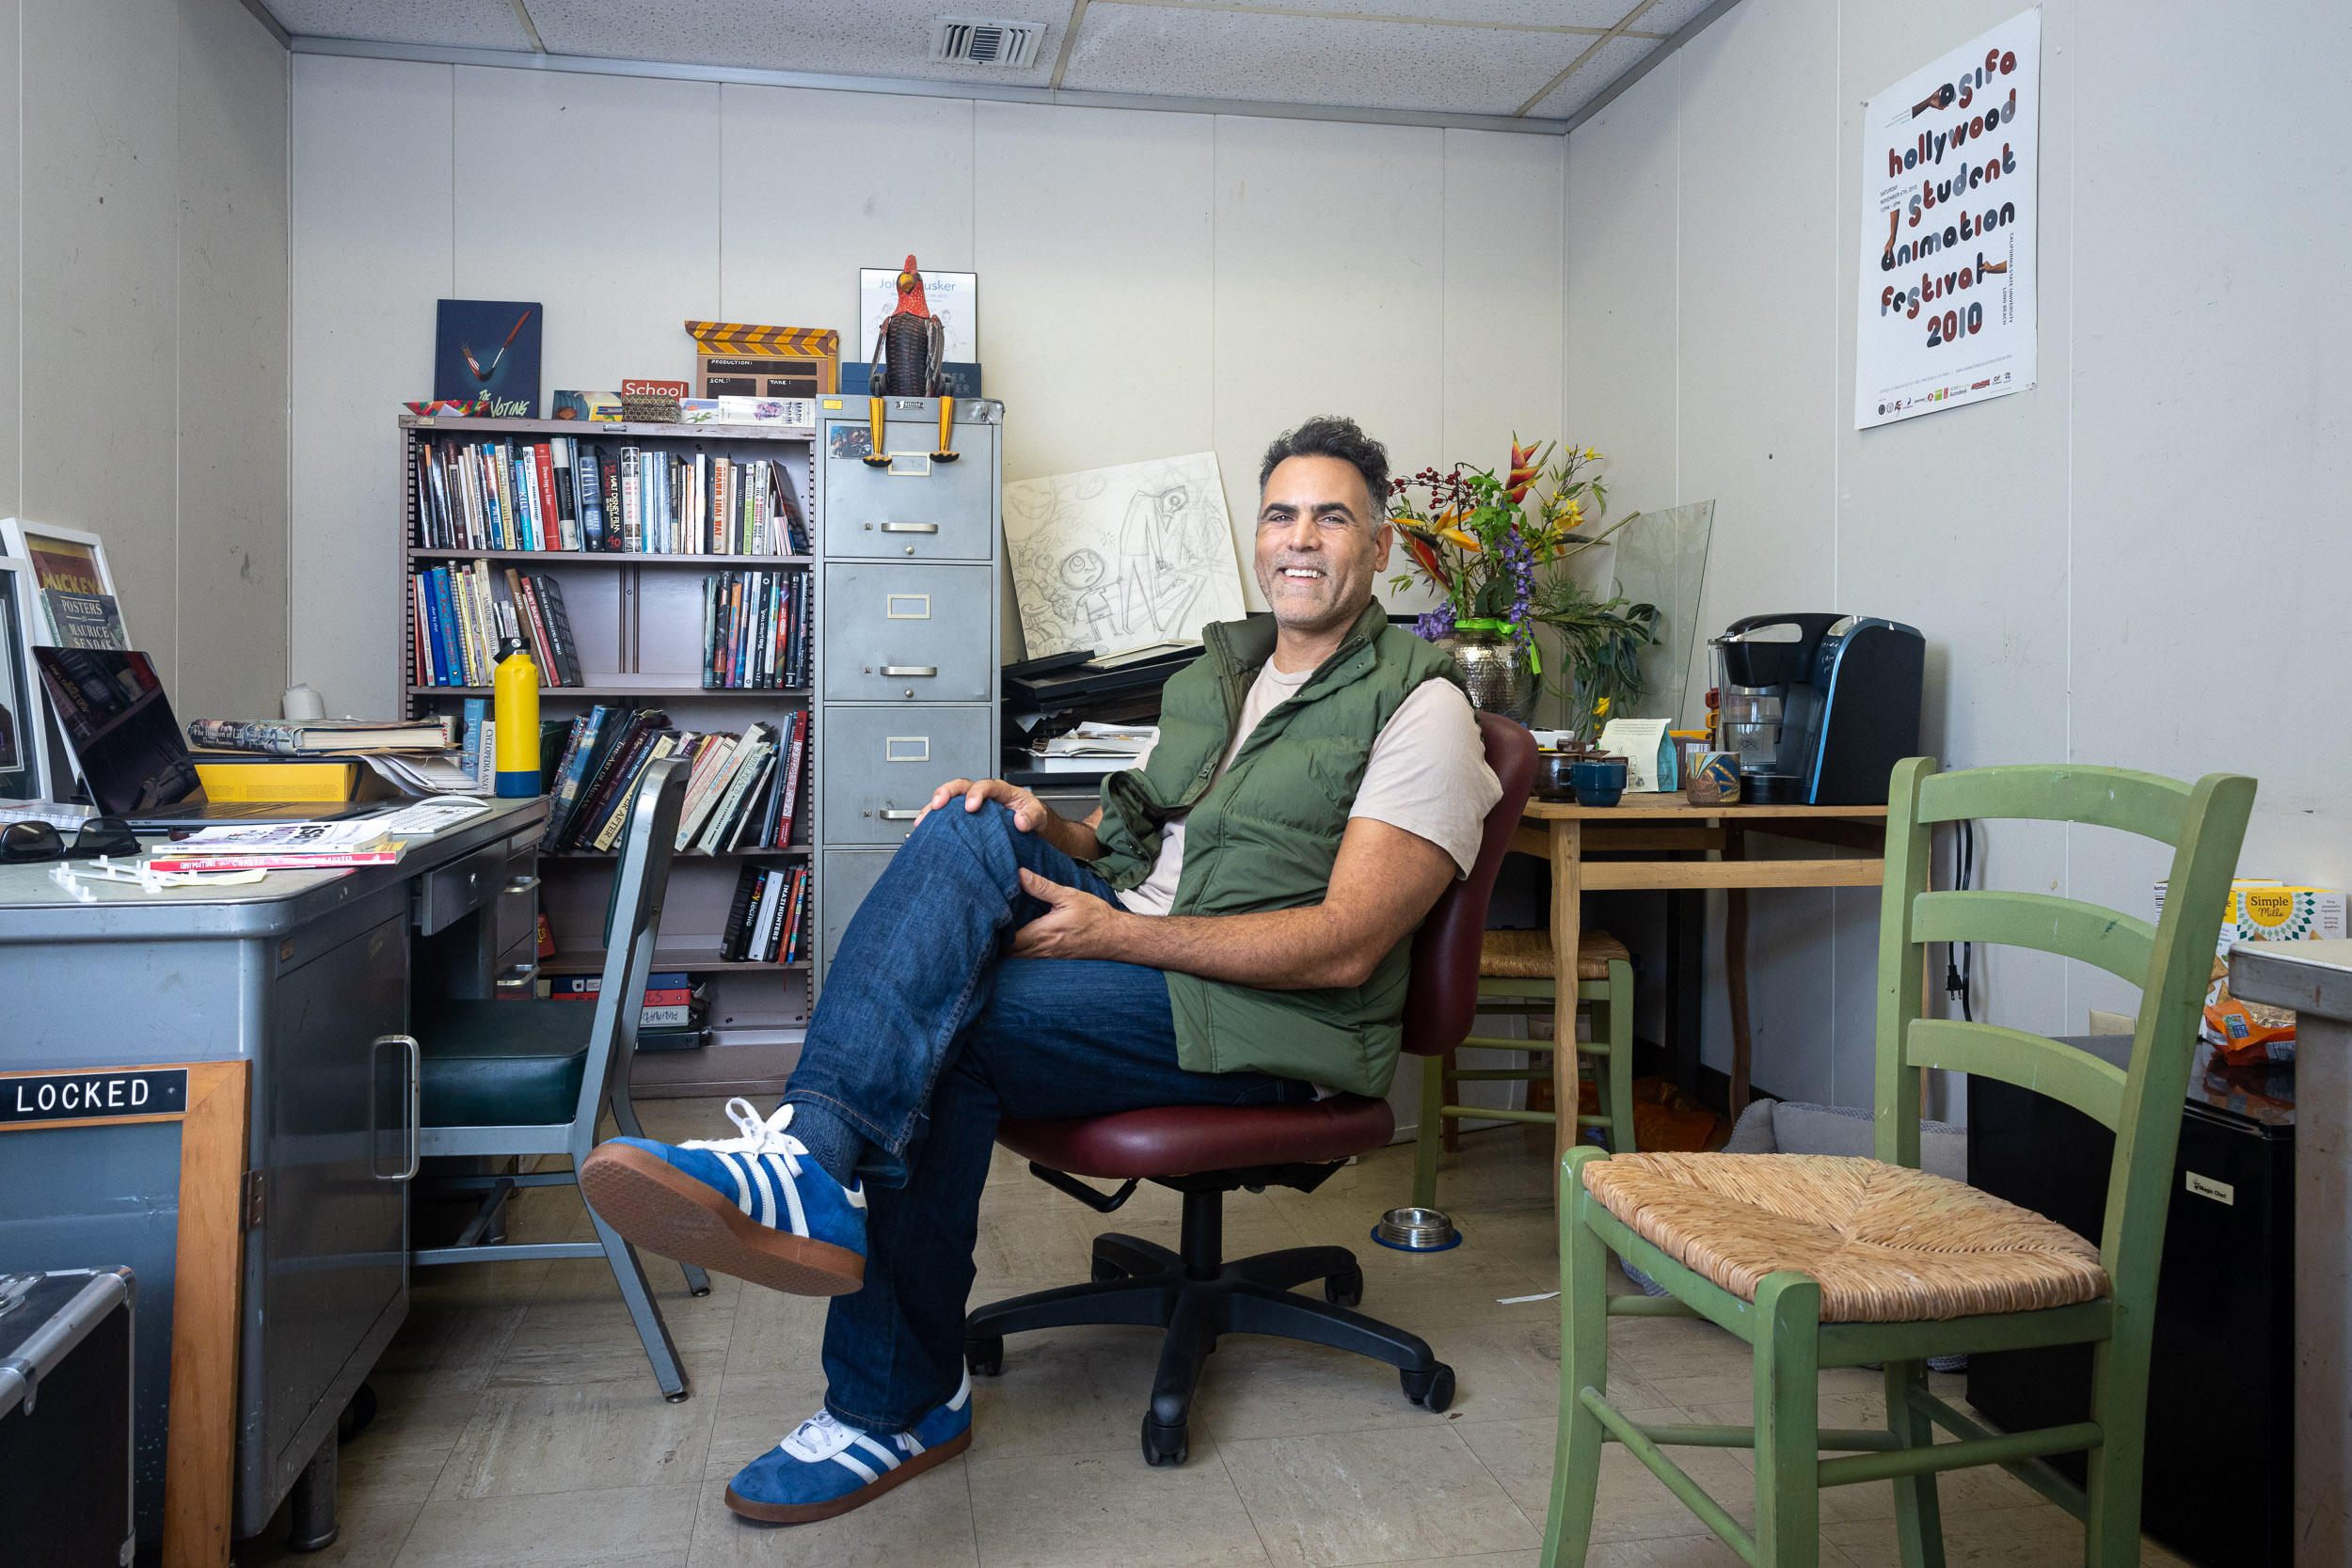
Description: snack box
2155,878,2349,955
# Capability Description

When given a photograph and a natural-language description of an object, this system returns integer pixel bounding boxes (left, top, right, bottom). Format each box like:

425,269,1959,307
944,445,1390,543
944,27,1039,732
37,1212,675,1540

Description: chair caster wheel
1402,1362,1455,1412
1092,1259,1125,1284
1324,1267,1364,1308
965,1337,1005,1377
1141,1414,1188,1466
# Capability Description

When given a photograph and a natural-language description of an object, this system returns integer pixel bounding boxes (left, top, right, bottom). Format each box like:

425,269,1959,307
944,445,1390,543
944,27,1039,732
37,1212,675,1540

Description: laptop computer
33,647,389,827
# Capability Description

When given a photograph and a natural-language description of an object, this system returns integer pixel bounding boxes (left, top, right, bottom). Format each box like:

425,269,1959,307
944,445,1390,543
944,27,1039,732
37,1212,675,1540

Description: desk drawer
494,842,540,956
821,563,993,704
818,706,992,845
415,844,504,936
818,849,895,980
822,407,996,562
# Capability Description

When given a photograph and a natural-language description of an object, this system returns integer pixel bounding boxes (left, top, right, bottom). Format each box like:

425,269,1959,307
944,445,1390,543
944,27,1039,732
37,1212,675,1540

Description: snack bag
2201,954,2296,1065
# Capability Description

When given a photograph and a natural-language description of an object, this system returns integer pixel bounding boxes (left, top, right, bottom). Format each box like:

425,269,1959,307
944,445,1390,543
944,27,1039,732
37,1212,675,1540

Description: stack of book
723,863,809,964
548,971,709,1050
414,436,808,556
413,561,586,689
539,707,808,856
703,569,811,689
144,820,401,872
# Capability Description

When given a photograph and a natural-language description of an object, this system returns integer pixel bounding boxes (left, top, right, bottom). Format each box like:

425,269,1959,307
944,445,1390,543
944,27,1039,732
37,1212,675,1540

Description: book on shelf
412,433,806,557
534,709,810,858
41,588,128,650
411,560,584,689
721,862,809,964
701,568,811,689
189,717,455,754
548,971,706,1029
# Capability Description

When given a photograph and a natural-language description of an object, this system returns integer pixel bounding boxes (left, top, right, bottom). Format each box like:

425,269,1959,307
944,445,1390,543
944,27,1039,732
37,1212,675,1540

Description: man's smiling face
1254,454,1392,638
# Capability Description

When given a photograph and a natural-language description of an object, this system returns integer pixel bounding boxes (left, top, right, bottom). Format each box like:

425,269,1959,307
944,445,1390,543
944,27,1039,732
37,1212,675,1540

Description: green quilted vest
1089,601,1467,1097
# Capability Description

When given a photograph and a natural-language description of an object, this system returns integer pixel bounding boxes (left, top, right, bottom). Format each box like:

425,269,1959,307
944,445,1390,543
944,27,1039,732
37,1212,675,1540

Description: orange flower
1505,436,1543,503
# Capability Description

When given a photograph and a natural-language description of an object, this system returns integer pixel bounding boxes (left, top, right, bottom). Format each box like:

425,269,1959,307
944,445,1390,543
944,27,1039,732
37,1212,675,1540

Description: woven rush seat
1581,1152,2109,1323
1481,927,1629,981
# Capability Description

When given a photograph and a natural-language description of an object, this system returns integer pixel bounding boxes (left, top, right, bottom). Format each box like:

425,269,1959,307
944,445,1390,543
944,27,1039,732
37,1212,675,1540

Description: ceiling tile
263,0,536,51
1523,33,1658,119
1223,0,1635,30
1063,4,1587,116
1633,0,1721,35
527,0,1063,86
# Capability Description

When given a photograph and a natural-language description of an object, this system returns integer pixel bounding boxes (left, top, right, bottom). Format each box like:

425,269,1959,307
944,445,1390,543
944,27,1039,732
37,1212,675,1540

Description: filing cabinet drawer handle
879,810,922,821
371,1035,421,1182
881,666,937,677
880,522,938,533
502,875,541,895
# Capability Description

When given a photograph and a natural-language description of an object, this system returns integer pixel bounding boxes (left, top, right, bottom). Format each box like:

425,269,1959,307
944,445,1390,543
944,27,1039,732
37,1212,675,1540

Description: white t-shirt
1116,661,1503,918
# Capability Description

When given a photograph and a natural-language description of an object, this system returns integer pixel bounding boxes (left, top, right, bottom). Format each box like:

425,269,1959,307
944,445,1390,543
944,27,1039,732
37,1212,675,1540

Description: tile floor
236,1101,2189,1568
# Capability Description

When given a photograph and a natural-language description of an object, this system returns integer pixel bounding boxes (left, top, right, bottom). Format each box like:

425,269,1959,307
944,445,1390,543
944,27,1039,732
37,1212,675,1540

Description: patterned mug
1685,751,1741,806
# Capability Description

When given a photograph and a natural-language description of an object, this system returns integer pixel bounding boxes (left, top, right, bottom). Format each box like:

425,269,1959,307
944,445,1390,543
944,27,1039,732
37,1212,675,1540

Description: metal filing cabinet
814,396,1001,991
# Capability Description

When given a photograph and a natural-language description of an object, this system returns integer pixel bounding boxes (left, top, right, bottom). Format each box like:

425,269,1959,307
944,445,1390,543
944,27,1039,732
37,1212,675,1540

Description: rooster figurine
864,255,958,466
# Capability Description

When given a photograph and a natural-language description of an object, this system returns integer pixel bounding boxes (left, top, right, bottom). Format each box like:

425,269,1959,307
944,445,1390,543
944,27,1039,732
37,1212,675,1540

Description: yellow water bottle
493,638,541,797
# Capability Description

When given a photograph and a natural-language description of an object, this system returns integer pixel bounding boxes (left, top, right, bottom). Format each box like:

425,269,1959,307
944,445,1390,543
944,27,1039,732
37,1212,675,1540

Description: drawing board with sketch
1003,452,1248,659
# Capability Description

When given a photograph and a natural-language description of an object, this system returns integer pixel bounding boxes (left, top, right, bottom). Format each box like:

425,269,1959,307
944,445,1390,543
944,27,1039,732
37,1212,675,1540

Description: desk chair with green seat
410,755,708,1401
1541,758,2254,1568
1410,928,1634,1212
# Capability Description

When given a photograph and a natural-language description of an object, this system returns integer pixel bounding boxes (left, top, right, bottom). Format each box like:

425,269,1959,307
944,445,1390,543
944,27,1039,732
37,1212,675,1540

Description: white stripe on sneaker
831,1450,879,1485
712,1150,754,1216
948,1370,971,1412
898,1433,926,1457
744,1154,777,1229
768,1152,810,1237
852,1433,901,1470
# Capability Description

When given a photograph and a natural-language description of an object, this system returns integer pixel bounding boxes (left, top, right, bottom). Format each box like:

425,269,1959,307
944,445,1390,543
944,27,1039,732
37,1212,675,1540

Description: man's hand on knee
915,778,1105,861
1008,868,1128,960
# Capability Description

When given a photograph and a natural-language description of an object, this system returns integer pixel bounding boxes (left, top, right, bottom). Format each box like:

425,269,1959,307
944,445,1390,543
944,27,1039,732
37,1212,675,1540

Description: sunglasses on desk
0,816,145,864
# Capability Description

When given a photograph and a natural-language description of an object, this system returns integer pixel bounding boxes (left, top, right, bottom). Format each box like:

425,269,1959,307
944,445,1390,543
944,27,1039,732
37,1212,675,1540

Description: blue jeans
782,800,1311,1434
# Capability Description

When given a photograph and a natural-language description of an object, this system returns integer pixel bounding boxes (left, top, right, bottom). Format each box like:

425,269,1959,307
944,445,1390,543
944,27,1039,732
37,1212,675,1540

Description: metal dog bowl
1371,1206,1461,1252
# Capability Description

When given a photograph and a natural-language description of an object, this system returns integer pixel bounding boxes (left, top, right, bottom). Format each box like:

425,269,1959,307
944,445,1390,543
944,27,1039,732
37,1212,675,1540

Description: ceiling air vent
930,16,1043,69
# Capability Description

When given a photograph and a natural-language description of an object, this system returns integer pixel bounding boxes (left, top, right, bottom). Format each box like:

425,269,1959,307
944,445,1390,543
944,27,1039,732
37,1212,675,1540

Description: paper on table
167,821,393,852
364,752,490,796
1598,718,1674,793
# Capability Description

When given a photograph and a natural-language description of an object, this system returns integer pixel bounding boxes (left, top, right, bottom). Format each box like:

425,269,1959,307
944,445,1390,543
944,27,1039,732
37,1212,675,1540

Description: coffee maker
1712,613,1924,805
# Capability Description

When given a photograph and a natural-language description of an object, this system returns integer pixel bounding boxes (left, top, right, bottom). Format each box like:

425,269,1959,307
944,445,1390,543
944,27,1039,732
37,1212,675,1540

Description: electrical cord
1944,819,1975,1022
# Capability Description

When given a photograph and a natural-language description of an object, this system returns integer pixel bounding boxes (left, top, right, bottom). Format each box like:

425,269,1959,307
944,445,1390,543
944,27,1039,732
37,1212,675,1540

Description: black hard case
0,1268,136,1568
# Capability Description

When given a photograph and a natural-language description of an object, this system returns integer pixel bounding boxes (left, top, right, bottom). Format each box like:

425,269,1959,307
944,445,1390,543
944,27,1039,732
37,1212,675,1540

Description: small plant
1534,575,1660,744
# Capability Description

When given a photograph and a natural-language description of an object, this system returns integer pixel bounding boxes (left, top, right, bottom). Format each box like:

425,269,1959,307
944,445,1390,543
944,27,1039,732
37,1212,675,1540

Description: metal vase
1435,626,1538,722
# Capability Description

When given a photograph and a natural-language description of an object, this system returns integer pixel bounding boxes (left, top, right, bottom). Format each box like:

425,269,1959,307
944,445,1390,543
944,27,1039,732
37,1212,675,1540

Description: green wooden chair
1540,758,2254,1568
1411,929,1636,1210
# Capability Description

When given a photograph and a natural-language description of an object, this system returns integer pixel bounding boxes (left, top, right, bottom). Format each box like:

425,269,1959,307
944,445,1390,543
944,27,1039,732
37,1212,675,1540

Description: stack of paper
144,820,400,873
1030,722,1157,773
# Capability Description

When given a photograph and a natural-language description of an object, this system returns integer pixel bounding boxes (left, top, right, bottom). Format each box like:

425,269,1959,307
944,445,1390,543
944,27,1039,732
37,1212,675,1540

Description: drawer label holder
3,1068,188,1124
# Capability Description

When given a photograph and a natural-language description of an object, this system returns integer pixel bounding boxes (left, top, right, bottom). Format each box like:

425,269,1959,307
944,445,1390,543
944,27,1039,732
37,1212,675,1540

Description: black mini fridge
1967,1035,2295,1568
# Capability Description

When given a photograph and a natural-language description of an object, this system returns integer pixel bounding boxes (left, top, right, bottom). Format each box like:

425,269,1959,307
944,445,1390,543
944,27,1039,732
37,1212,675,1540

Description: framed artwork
0,518,128,650
0,557,48,800
857,267,977,362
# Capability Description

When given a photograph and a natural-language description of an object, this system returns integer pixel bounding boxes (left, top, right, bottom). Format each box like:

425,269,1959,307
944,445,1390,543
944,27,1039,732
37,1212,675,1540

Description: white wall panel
718,86,974,354
0,0,19,523
22,0,183,689
1212,116,1445,609
1441,128,1564,501
178,0,291,721
290,54,452,716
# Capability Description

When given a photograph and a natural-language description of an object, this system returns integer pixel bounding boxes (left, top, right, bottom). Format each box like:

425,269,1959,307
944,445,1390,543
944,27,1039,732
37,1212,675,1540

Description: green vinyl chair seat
415,998,593,1128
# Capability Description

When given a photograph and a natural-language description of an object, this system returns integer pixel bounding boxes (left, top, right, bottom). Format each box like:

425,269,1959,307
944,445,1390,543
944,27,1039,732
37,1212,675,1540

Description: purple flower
1502,531,1535,652
1414,604,1457,641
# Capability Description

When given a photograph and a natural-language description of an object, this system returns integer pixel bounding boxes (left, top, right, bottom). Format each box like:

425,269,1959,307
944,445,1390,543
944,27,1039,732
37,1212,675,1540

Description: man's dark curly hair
1258,416,1391,522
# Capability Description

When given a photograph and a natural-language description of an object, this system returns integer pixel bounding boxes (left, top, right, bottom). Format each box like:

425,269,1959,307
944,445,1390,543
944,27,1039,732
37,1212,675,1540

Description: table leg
2296,1013,2351,1568
1724,826,1752,1118
1551,819,1583,1177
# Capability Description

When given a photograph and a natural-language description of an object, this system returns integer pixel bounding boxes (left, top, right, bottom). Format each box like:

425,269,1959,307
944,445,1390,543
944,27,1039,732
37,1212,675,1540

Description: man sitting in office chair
581,416,1502,1524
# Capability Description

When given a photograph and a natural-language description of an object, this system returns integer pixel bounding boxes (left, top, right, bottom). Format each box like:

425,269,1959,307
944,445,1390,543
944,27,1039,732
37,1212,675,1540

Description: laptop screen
33,647,199,816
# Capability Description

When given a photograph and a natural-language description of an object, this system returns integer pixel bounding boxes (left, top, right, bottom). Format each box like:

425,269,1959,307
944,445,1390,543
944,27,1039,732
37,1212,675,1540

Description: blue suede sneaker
580,1099,867,1296
724,1373,974,1523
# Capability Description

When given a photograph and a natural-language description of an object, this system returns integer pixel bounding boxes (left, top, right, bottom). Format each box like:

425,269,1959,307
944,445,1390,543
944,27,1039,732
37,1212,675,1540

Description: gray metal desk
0,796,545,1560
2230,939,2352,1568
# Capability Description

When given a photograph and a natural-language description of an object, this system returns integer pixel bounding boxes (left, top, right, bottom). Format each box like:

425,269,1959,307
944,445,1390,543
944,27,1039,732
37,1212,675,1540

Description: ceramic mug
1570,756,1629,808
1685,751,1741,806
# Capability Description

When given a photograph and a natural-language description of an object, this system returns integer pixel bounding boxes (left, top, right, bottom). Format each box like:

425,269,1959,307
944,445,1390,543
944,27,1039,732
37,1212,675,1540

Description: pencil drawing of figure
1003,453,1248,659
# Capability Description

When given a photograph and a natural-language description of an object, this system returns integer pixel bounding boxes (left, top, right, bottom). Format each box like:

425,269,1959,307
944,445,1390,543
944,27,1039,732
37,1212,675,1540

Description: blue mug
1569,756,1628,808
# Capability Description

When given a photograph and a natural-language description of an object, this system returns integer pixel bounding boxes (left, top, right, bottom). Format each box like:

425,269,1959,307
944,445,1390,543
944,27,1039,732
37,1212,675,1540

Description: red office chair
964,713,1540,1465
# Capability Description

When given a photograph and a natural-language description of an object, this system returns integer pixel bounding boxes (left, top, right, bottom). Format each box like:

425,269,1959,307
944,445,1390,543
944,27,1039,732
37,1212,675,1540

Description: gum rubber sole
725,1429,973,1524
580,1143,865,1297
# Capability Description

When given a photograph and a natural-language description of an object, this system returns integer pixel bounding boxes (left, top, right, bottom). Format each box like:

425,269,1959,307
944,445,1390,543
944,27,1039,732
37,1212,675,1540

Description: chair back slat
1904,1018,2126,1129
1400,713,1538,1056
572,756,690,1131
1911,890,2154,988
1873,755,2255,1298
1916,764,2192,847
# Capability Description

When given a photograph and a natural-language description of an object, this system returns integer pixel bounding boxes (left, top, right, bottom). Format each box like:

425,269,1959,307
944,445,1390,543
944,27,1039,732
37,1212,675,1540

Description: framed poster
0,557,50,800
0,518,127,649
434,299,541,420
1853,9,2039,429
857,266,977,363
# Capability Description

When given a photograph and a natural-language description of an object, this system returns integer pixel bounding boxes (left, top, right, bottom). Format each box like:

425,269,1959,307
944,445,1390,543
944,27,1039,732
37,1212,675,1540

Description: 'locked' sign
1,1069,188,1124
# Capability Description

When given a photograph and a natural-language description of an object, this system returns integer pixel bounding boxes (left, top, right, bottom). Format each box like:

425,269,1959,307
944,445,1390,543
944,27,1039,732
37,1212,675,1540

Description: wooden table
1513,794,1890,1164
2226,939,2352,1568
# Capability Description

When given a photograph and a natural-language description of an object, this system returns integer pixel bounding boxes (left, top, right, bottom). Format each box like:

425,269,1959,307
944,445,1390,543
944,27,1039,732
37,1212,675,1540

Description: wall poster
1854,9,2039,430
